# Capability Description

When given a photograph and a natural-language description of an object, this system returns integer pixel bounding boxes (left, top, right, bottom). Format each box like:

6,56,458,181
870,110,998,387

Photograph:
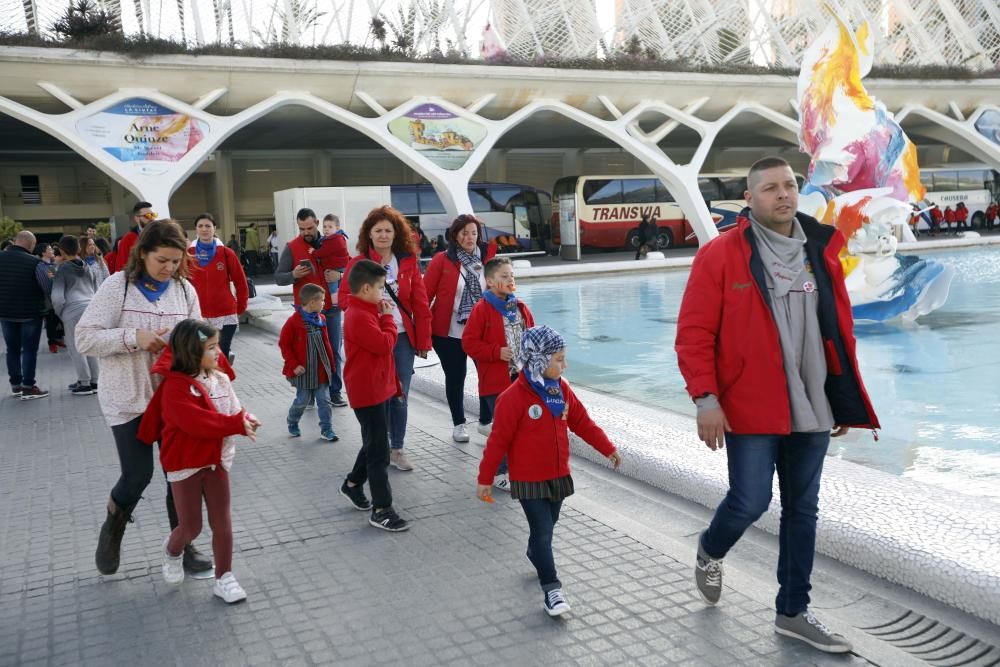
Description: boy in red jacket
339,259,409,532
279,283,339,441
478,326,621,617
462,257,535,491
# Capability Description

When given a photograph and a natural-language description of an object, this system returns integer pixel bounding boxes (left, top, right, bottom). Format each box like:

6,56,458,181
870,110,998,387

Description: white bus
917,165,1000,229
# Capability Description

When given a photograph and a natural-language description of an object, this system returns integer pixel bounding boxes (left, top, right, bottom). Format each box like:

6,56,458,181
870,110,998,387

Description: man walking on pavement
274,208,348,407
675,157,879,654
112,201,155,273
0,230,52,400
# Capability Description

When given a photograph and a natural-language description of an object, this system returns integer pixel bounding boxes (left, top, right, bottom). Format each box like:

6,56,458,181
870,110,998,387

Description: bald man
0,230,51,399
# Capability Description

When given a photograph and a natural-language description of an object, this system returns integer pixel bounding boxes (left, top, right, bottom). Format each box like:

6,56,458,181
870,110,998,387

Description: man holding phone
275,208,347,407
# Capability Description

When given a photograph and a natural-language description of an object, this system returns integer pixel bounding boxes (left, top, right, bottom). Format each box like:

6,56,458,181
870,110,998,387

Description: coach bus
916,165,1000,230
550,173,800,251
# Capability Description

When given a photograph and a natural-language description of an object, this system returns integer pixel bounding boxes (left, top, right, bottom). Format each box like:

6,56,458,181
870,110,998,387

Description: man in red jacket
113,201,155,273
675,157,878,654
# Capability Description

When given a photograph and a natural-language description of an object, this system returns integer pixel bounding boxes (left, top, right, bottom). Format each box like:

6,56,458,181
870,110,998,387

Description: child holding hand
138,319,260,603
477,325,622,617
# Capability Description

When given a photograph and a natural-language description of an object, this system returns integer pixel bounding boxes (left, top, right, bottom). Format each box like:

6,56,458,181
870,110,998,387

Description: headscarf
521,325,567,417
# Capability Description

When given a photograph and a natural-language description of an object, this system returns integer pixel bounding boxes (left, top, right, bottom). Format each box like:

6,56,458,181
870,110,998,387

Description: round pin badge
803,281,815,293
217,262,225,271
528,405,543,419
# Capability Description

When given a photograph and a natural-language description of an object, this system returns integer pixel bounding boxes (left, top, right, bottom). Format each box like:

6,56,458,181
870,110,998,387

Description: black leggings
432,334,491,427
45,311,63,345
110,416,172,513
219,323,238,360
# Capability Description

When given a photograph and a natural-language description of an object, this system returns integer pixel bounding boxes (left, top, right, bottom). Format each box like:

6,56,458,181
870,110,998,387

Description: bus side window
622,179,657,203
419,189,446,214
391,188,419,215
699,178,722,201
468,187,493,213
654,181,675,202
583,179,623,205
721,177,747,201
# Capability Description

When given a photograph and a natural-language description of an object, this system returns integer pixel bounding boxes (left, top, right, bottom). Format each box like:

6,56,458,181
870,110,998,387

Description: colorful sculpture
796,11,953,322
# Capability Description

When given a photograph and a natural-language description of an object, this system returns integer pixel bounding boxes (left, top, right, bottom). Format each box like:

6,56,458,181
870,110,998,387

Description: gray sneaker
695,533,723,605
774,610,852,653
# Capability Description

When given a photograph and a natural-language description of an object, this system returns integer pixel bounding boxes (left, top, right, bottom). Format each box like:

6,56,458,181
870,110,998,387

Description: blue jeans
2,318,43,387
520,498,563,592
701,431,830,616
323,307,343,395
287,384,333,433
389,332,416,450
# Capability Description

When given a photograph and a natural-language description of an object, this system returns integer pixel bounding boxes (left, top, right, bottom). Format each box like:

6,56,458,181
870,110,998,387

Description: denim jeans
323,307,344,395
432,334,492,426
389,332,416,450
287,384,333,433
701,431,830,616
1,318,43,387
520,498,563,592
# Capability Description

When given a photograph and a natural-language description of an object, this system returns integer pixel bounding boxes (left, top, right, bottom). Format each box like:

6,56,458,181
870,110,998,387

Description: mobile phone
297,259,312,271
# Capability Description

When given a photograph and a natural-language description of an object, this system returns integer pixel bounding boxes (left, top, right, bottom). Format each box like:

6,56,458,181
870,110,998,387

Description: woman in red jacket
423,214,497,443
188,213,249,362
478,325,621,617
138,319,259,603
339,206,431,471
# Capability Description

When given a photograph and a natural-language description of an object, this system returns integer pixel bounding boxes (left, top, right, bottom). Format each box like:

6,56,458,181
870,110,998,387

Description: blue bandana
483,290,519,323
296,305,325,329
84,255,96,265
194,240,216,267
521,326,567,417
135,274,172,303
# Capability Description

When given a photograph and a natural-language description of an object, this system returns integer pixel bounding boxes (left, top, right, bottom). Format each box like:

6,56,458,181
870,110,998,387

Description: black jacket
0,246,45,320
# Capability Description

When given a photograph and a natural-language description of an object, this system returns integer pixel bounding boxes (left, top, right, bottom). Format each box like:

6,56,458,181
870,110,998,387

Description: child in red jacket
462,257,535,491
477,325,622,617
339,259,410,532
138,319,260,603
313,213,352,306
279,283,339,441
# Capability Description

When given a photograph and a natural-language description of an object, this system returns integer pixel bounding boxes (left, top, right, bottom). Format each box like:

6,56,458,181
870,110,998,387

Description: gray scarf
456,248,483,324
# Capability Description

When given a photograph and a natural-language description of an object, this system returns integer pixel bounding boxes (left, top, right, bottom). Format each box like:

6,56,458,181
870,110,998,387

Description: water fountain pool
515,246,1000,498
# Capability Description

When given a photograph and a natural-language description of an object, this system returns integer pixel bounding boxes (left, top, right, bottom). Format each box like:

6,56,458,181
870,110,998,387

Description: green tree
95,221,111,240
0,216,24,244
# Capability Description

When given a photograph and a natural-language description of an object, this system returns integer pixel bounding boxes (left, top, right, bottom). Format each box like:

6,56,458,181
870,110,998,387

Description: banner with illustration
388,104,486,170
75,98,208,176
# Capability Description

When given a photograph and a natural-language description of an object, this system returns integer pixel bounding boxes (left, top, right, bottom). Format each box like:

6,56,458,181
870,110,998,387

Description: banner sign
75,97,208,176
388,104,486,170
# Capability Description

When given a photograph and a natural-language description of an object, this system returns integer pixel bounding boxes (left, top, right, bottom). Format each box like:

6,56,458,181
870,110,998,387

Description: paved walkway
0,328,907,666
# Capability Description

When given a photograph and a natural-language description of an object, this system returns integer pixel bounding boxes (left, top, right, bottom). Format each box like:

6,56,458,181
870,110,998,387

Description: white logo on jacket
528,404,543,419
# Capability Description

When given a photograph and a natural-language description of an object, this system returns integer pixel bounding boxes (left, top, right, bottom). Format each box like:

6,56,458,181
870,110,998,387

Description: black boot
165,494,214,577
95,497,132,575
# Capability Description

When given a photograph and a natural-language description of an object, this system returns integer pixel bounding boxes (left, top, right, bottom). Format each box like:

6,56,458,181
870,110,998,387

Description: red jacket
104,251,117,274
338,249,432,351
278,310,337,384
423,243,498,338
930,207,943,223
478,374,616,484
955,206,968,222
186,242,249,318
675,213,878,435
944,208,956,223
137,353,244,473
461,297,535,395
287,236,332,310
113,228,139,273
313,232,351,271
343,296,399,408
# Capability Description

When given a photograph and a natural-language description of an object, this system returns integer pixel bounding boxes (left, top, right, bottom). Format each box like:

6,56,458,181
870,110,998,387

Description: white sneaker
493,473,510,492
452,424,470,443
162,537,184,585
390,449,415,471
213,571,247,603
477,422,492,437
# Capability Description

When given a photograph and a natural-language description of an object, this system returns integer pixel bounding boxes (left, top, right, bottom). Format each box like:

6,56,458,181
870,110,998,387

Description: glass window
655,181,676,202
720,177,747,200
933,171,958,191
390,188,418,215
919,171,935,191
698,178,722,201
957,170,987,190
489,186,521,211
582,179,623,205
419,188,446,214
467,187,493,213
622,179,657,203
553,177,576,198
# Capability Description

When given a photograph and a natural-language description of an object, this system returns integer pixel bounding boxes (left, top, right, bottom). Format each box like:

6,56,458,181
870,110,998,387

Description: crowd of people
0,157,882,653
917,199,1000,235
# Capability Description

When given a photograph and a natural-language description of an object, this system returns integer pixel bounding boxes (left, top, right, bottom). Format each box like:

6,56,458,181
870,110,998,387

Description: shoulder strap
384,282,413,325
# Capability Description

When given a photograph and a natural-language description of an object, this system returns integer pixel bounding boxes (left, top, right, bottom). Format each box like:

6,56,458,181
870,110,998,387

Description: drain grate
859,611,1000,666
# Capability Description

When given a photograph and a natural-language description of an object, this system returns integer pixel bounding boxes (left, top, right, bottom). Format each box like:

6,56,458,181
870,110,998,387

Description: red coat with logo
461,297,535,396
278,310,337,385
343,296,399,408
287,236,332,310
956,205,968,223
313,231,351,272
944,208,956,224
477,374,616,485
423,242,498,338
338,249,432,351
186,241,249,318
113,228,139,273
675,213,879,435
137,351,244,473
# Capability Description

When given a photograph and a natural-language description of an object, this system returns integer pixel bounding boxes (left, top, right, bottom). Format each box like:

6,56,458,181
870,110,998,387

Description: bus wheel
626,230,641,250
656,228,674,250
972,212,985,229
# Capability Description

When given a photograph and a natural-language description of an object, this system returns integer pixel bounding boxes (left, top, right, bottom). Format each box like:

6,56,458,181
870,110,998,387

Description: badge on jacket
528,404,543,419
217,262,225,271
